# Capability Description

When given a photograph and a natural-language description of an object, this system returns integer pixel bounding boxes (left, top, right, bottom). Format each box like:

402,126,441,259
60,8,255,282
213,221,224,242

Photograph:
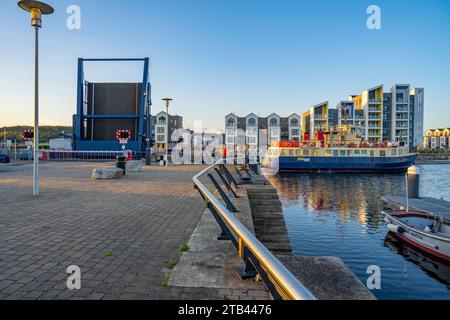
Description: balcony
368,98,382,104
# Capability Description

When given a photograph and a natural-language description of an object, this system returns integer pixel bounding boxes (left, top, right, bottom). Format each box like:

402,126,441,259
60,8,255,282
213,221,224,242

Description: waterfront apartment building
381,85,424,147
302,84,424,147
225,113,301,151
152,112,183,150
349,85,384,143
424,129,450,150
302,102,329,137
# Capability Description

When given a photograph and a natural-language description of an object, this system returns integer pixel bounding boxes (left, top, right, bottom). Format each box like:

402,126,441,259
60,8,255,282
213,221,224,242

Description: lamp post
18,1,54,197
162,98,173,167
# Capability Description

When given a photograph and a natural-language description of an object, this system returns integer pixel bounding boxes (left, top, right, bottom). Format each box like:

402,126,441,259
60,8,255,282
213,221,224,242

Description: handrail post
207,203,231,241
238,245,258,280
214,167,238,198
207,173,238,212
219,164,239,188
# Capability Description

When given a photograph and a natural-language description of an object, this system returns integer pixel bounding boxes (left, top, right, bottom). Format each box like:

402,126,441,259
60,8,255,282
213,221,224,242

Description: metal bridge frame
74,58,151,153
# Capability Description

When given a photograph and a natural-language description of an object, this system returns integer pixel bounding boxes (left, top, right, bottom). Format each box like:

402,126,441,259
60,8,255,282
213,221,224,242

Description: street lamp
18,0,54,197
162,98,173,167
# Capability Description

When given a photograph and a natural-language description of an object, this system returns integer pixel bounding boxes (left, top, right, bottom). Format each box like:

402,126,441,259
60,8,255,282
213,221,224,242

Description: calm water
269,165,450,300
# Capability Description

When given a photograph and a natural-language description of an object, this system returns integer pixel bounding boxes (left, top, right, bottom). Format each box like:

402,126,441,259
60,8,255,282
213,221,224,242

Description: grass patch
161,276,169,287
103,251,121,257
163,239,191,272
180,240,190,253
165,259,178,269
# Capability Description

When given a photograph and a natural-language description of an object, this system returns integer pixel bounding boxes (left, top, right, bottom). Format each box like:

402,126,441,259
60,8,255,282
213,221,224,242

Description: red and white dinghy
383,210,450,261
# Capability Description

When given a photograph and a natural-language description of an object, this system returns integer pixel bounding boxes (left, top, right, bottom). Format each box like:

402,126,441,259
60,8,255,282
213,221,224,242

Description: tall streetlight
162,98,173,167
18,1,54,197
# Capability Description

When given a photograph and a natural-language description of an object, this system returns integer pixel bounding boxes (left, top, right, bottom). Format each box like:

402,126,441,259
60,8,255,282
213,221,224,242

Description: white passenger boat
383,210,450,261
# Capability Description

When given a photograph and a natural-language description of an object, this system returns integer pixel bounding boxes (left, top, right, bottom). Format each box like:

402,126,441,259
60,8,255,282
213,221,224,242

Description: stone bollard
407,166,420,198
116,156,127,175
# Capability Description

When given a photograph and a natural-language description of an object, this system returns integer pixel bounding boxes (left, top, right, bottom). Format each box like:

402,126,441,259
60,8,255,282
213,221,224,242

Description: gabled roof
225,113,237,118
267,113,281,119
245,113,258,119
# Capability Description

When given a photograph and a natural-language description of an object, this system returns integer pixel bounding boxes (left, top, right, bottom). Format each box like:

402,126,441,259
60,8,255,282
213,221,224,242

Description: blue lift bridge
73,58,152,158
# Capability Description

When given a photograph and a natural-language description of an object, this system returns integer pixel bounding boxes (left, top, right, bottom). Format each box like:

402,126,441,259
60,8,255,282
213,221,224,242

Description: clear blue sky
1,0,449,131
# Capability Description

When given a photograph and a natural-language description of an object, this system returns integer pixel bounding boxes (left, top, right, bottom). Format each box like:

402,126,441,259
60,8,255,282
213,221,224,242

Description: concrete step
255,225,286,235
249,199,282,207
264,243,292,255
258,235,291,243
248,195,280,201
251,204,283,213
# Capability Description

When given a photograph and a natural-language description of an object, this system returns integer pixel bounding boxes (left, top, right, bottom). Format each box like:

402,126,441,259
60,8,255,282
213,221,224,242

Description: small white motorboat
383,209,450,261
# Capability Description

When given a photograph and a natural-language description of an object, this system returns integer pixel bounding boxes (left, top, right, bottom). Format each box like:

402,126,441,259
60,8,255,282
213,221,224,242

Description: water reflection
269,165,450,299
269,173,403,233
384,233,450,288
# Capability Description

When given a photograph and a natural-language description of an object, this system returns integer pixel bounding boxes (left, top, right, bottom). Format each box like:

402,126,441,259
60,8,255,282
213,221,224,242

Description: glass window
354,150,360,156
340,150,346,157
333,150,339,157
361,150,368,156
290,119,299,127
370,150,375,157
347,150,353,156
303,150,310,156
158,117,166,125
380,150,386,157
391,149,397,156
270,118,279,126
326,149,332,156
248,118,257,126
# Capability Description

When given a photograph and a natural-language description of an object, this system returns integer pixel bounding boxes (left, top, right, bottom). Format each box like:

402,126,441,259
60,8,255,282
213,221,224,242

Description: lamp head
18,0,54,28
162,98,173,108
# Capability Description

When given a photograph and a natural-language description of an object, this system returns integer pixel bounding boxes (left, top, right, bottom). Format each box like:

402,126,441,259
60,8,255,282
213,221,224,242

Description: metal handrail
193,160,316,300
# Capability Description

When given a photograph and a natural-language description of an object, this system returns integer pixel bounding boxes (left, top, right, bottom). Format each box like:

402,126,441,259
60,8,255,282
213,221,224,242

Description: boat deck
382,195,450,220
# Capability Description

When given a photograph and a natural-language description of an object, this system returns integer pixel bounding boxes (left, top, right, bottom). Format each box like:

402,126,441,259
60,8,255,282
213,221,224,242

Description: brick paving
0,161,261,300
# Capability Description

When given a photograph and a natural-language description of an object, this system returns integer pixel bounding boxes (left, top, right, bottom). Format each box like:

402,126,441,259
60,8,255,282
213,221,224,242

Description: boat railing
192,160,317,300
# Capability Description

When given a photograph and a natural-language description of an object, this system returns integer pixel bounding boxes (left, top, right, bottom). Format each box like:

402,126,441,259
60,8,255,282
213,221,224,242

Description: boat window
302,150,310,156
340,150,346,157
399,149,404,155
361,150,368,156
380,150,386,157
333,150,339,157
354,150,360,156
370,150,375,157
294,149,300,156
326,149,332,156
289,149,295,156
391,149,397,156
347,150,353,156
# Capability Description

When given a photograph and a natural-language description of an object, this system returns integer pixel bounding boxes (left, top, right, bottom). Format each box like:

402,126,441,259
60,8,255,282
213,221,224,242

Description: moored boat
262,125,418,173
383,210,450,261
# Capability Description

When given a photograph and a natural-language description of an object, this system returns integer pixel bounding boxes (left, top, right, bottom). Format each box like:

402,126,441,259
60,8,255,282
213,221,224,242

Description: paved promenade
0,162,254,300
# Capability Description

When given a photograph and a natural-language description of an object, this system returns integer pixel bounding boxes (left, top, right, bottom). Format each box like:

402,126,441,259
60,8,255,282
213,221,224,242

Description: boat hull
383,211,450,261
272,154,418,173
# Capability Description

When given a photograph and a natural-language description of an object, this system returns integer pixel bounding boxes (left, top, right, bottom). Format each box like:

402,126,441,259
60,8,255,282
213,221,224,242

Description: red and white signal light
116,130,131,145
